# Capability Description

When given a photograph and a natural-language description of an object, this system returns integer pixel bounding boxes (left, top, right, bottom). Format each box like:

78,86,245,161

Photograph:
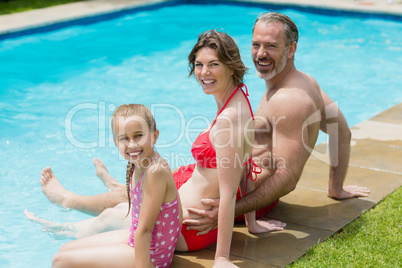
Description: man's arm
320,90,370,199
235,90,313,217
183,116,307,231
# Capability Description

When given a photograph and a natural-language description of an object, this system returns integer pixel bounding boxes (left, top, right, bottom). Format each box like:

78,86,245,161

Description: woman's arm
213,110,244,267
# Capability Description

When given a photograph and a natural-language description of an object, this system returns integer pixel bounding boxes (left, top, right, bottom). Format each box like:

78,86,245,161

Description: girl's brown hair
111,104,156,217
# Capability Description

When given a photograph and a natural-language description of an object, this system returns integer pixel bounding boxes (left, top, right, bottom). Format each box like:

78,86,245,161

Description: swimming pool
0,2,401,267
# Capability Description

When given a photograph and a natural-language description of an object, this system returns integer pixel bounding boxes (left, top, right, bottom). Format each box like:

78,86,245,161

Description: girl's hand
248,219,286,234
213,257,239,268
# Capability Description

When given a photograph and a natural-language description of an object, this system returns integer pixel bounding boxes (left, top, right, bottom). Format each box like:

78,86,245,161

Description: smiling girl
51,104,183,268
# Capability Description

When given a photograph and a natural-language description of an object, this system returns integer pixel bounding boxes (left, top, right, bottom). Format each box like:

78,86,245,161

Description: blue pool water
0,2,401,267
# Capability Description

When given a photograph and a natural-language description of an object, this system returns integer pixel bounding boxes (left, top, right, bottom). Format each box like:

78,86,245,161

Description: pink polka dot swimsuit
127,167,181,267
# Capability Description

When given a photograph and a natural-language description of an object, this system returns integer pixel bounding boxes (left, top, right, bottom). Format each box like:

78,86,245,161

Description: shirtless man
37,12,369,232
232,12,370,218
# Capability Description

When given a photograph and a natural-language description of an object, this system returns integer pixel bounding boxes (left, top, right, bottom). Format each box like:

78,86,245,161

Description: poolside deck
1,1,401,267
0,0,402,36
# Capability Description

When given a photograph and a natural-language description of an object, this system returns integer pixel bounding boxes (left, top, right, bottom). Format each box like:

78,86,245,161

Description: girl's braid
124,161,134,218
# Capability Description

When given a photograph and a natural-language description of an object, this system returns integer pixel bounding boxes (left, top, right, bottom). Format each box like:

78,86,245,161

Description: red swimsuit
191,84,254,169
174,84,277,251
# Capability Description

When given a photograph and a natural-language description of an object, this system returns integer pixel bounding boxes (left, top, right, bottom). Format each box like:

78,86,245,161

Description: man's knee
117,187,128,199
108,189,129,206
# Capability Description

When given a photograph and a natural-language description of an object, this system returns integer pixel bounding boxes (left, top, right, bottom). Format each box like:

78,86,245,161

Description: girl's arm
213,110,244,267
135,167,170,267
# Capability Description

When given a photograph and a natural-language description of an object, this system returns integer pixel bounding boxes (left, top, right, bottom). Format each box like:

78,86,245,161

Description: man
40,12,369,232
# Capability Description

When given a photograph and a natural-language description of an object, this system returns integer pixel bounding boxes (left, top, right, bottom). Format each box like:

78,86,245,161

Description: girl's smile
126,150,143,159
114,115,158,165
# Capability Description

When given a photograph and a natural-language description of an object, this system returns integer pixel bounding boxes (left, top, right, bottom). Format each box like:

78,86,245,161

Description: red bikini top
191,84,254,169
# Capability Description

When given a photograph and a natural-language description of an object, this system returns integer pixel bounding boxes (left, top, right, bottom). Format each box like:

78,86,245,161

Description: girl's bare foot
24,210,78,239
24,210,44,223
40,167,73,208
24,210,63,230
93,158,121,191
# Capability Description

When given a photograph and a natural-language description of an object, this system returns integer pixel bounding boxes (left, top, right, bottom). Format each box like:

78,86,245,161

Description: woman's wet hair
188,29,247,85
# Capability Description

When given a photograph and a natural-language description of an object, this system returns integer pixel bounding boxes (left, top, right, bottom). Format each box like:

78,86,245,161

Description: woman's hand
247,219,286,234
213,257,239,268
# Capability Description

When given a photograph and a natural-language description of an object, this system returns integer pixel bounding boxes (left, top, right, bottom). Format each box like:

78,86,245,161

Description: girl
51,104,183,268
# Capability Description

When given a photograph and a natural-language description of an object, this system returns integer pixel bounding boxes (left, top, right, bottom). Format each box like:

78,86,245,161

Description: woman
176,29,275,267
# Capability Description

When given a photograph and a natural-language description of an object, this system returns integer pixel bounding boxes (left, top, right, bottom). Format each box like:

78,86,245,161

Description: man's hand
182,198,219,236
327,185,370,199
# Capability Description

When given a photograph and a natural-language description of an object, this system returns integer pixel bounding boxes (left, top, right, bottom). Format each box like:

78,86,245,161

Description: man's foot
40,167,72,208
93,158,121,191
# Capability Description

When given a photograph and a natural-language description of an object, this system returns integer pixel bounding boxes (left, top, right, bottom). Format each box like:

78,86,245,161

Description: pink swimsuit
127,168,181,267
